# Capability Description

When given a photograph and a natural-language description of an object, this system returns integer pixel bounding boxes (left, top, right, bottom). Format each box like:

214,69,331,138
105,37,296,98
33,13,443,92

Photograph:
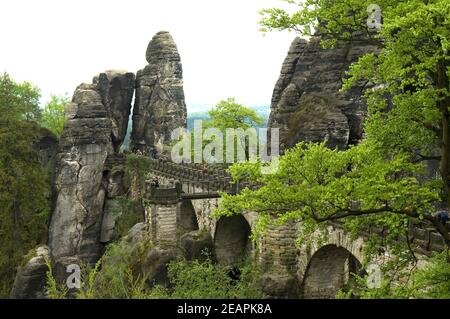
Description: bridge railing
146,158,264,200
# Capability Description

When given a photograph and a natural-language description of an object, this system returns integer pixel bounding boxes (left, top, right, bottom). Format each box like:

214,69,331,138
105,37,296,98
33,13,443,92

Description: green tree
163,257,263,299
206,98,264,130
0,73,41,121
40,94,69,137
186,98,264,163
0,73,50,297
218,141,440,246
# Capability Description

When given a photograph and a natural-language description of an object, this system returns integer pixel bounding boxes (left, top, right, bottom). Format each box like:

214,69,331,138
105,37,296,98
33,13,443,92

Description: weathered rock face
131,31,187,154
258,273,300,299
10,246,49,299
36,127,59,210
36,127,58,169
269,36,378,150
48,83,114,269
93,71,135,152
48,69,135,272
140,246,176,288
124,222,149,248
100,170,127,243
180,230,213,261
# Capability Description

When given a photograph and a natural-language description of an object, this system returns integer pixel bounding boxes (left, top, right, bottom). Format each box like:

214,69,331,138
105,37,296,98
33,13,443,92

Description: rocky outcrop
100,168,129,243
269,35,379,150
131,31,187,155
10,246,49,299
258,273,300,299
48,70,135,272
180,230,213,261
48,83,113,271
93,71,135,153
140,247,176,287
124,222,149,248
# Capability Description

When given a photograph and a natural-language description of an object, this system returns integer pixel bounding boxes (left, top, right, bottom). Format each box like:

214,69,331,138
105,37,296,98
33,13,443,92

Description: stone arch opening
214,215,251,267
179,199,199,235
301,244,363,299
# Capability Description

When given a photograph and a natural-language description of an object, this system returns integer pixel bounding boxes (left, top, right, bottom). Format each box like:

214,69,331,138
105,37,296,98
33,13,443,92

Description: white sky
0,0,298,112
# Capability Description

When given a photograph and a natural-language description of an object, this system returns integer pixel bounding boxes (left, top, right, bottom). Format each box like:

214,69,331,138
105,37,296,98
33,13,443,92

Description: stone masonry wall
146,202,180,248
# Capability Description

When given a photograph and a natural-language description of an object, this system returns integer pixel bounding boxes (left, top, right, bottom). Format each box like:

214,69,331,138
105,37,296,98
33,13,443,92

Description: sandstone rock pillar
48,71,135,275
131,31,187,155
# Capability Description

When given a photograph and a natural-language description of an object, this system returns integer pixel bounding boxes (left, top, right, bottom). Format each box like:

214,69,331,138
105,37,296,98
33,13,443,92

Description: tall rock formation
94,71,135,152
48,83,113,270
269,35,378,150
131,31,187,155
48,71,135,273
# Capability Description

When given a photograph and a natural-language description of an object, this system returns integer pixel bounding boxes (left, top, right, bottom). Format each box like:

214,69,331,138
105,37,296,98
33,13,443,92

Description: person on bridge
436,208,450,226
150,147,158,160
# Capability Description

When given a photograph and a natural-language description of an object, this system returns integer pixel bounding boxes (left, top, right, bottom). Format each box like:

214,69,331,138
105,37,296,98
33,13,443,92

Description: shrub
164,256,264,299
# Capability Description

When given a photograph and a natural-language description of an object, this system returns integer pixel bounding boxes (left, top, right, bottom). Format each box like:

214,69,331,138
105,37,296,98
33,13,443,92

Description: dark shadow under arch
214,215,251,267
301,244,364,299
179,199,199,235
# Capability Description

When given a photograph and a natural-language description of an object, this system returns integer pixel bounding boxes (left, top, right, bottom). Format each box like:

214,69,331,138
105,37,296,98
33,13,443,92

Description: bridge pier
145,181,183,248
257,221,301,298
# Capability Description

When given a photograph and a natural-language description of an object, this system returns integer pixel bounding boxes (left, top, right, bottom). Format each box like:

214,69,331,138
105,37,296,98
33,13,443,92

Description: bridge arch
300,244,363,298
297,225,365,276
214,214,251,267
179,199,199,235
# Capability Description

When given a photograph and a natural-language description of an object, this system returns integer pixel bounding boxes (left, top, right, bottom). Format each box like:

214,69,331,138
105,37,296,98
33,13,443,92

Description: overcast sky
0,0,298,112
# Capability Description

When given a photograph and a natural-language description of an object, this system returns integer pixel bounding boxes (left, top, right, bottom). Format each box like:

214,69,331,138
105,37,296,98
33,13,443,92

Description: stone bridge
132,157,447,298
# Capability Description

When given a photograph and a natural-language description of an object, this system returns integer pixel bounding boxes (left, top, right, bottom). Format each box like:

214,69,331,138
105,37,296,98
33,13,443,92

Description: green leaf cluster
39,94,69,137
216,142,439,244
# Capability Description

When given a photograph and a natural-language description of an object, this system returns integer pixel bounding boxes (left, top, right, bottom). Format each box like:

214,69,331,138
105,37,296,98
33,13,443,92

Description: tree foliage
206,98,264,130
0,73,51,297
0,73,41,121
337,250,450,299
217,142,440,245
39,94,69,137
184,98,264,163
163,257,263,299
259,0,450,203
